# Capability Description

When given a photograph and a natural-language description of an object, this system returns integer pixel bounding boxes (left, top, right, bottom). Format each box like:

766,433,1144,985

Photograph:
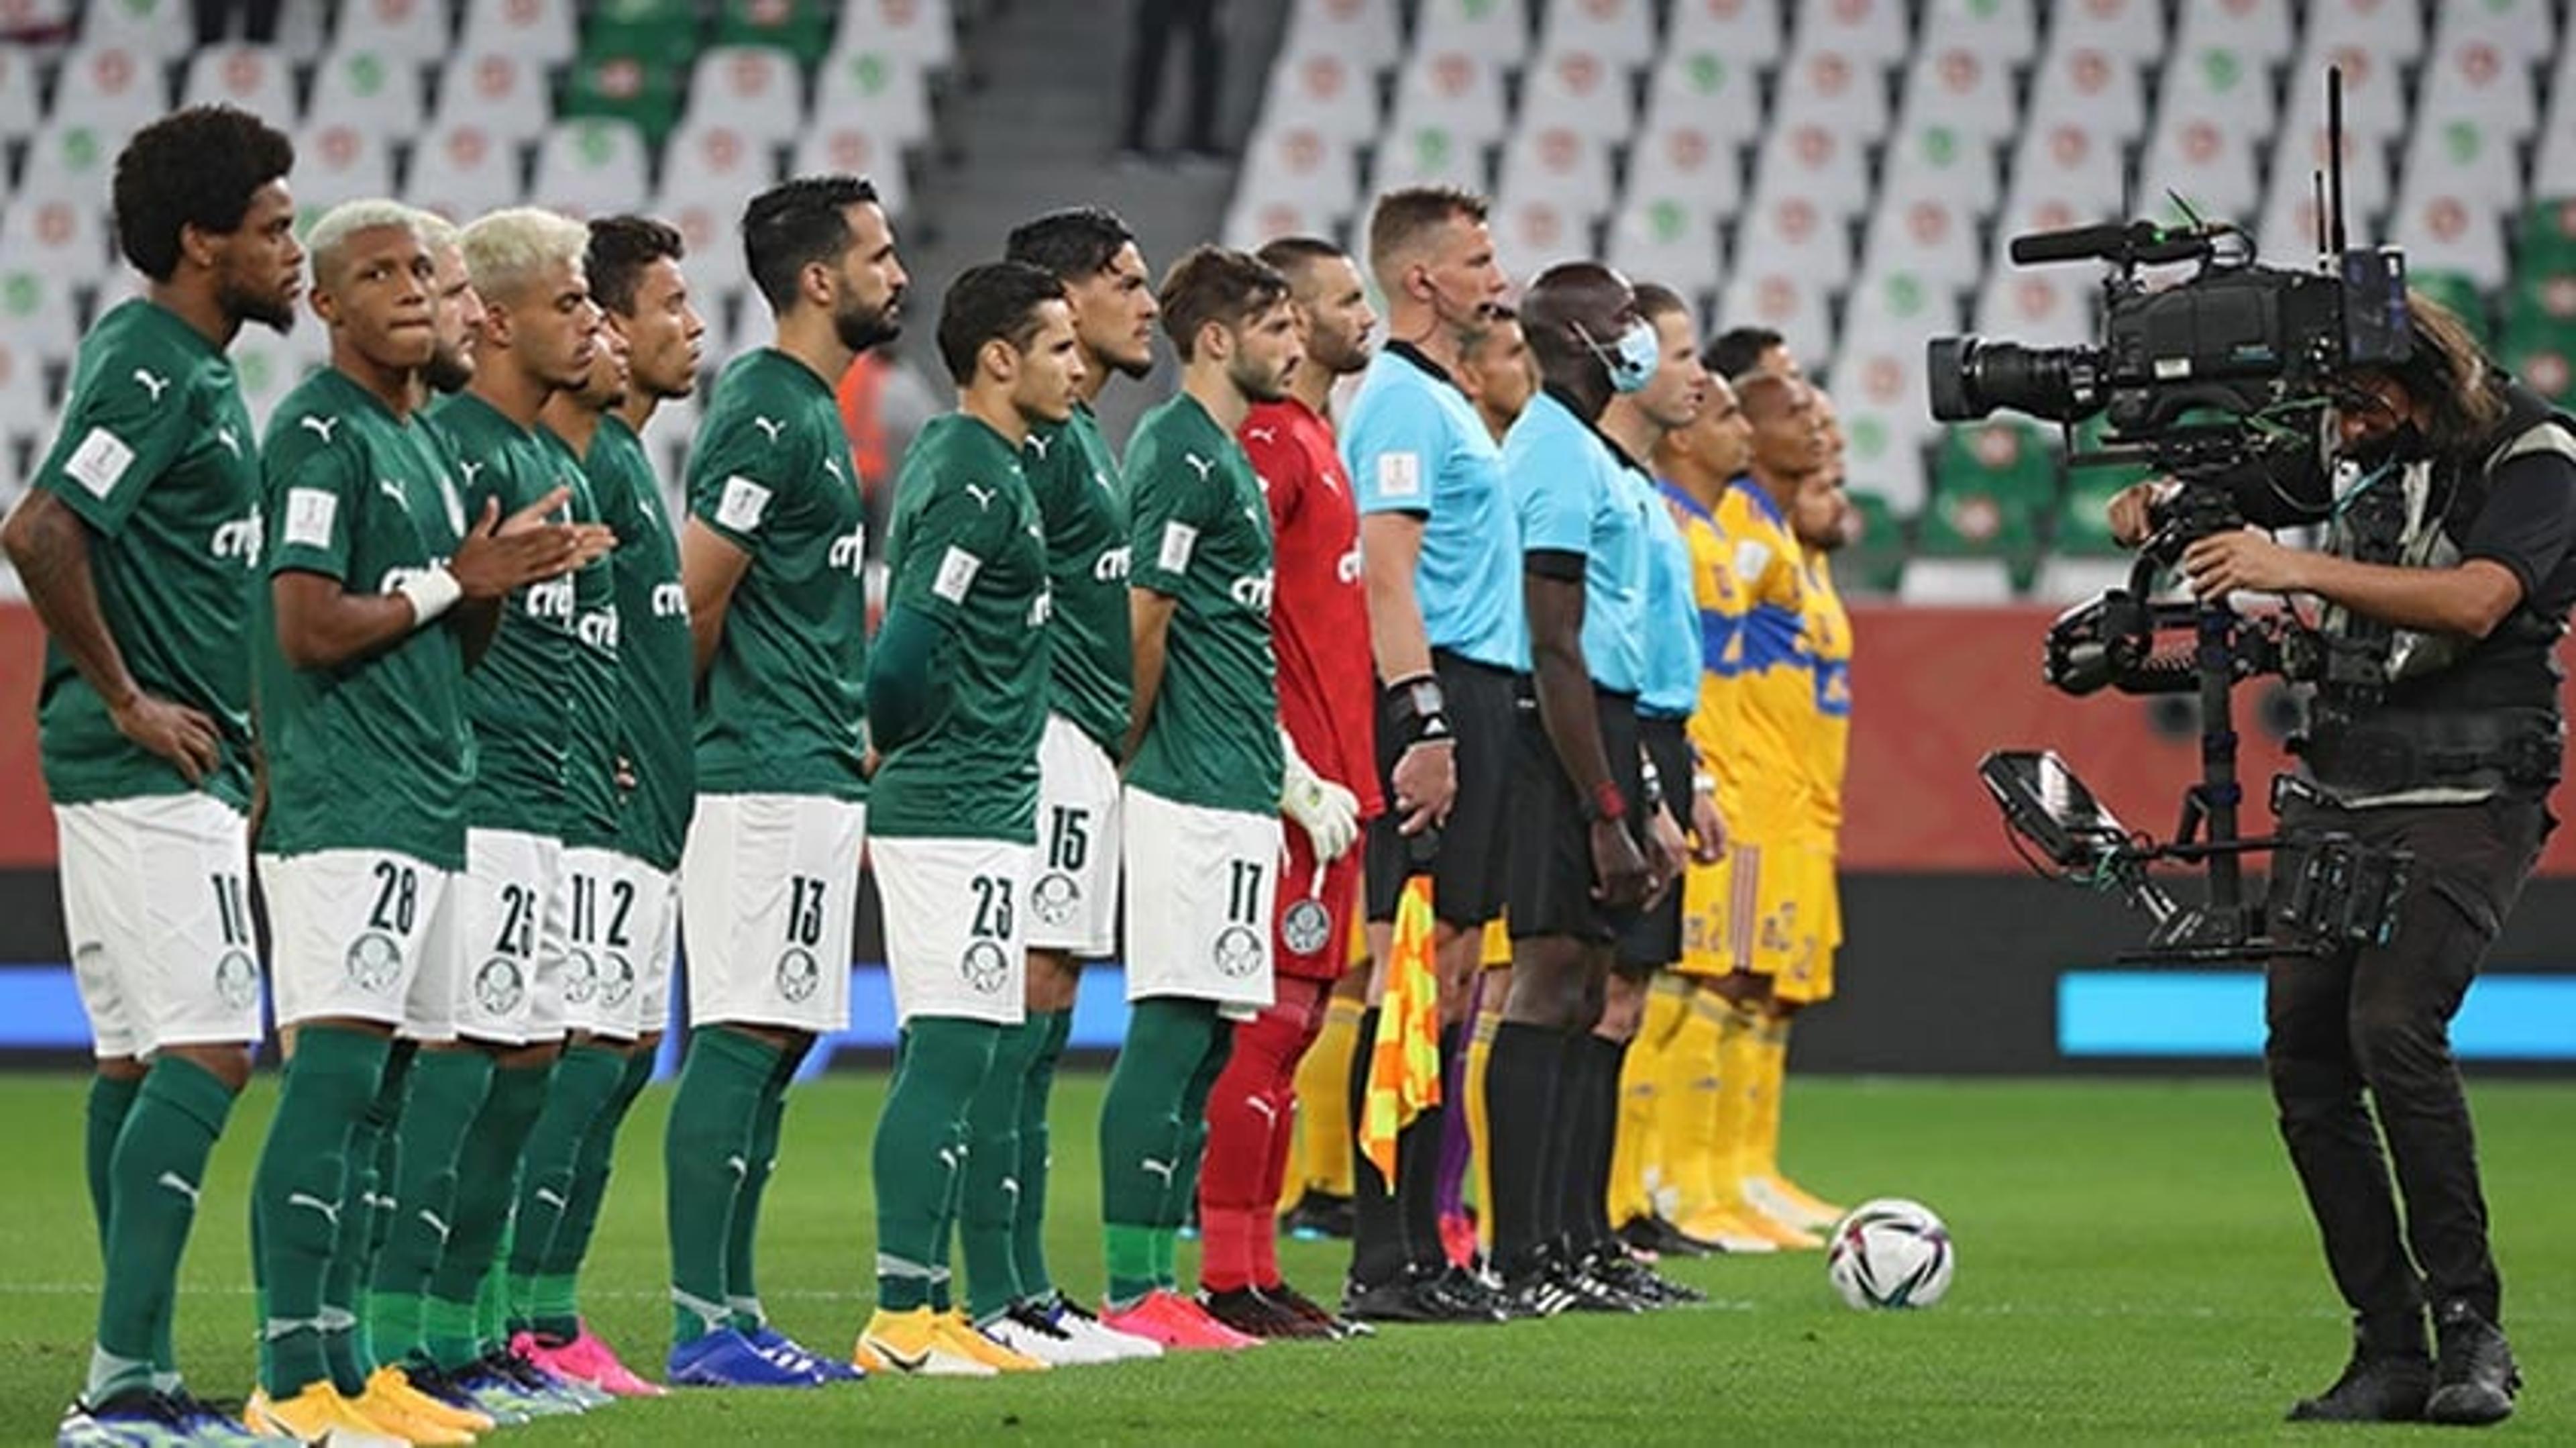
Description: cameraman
2108,297,2571,1427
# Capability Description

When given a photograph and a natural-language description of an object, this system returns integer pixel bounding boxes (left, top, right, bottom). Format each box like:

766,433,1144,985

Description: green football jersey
1123,392,1281,815
870,413,1050,841
685,348,871,801
32,299,262,810
254,368,474,870
535,421,627,852
588,414,694,872
427,391,602,836
1024,401,1130,756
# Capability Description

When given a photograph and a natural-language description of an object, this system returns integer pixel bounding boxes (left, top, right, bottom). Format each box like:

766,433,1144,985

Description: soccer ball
1826,1198,1954,1310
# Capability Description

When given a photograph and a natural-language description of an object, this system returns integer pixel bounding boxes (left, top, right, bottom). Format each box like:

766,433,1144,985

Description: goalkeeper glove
1281,728,1361,862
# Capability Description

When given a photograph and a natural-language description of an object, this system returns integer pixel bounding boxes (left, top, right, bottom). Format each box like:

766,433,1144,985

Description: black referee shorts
1614,713,1693,975
1506,682,1648,946
1364,650,1517,929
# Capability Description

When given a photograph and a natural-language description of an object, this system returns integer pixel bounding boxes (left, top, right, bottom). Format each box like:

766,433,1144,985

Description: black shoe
1591,1251,1704,1307
2286,1349,2434,1423
1200,1286,1332,1340
1281,1190,1356,1241
1495,1262,1576,1318
1262,1279,1372,1339
2426,1300,2520,1427
1553,1253,1648,1314
1619,1214,1717,1259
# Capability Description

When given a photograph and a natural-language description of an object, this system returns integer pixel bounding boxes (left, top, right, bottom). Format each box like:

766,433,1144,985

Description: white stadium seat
1518,45,1638,146
1605,194,1724,305
2155,42,2275,143
1918,0,2035,66
1717,265,1832,366
661,117,787,217
407,119,527,222
1739,178,1855,289
1641,46,1763,152
437,48,553,141
2047,0,2167,63
1279,0,1403,75
13,121,119,212
1795,0,1912,67
688,45,808,146
0,46,40,142
309,46,430,133
2025,42,2145,145
460,0,577,67
1877,119,2001,221
654,196,753,308
2139,113,2263,225
1627,115,1747,217
1860,192,1982,289
49,44,168,138
2434,0,2553,56
531,119,652,222
76,0,196,59
792,124,912,218
1973,263,2096,350
1895,42,2017,142
2282,44,2409,148
1257,49,1383,147
1664,0,1783,70
292,121,397,211
1411,0,1528,67
2174,0,2296,68
180,43,298,123
814,46,935,150
1234,121,1361,228
2389,183,2509,289
2416,35,2538,142
2000,123,2127,237
1385,49,1509,151
1537,0,1656,72
2398,115,2526,216
1489,191,1592,277
2305,0,2423,62
1495,124,1613,223
1772,44,1889,142
0,192,109,286
835,0,957,71
332,0,453,62
1748,119,1871,221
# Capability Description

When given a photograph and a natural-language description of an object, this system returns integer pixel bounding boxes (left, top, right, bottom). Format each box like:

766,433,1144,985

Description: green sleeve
31,335,198,537
865,603,944,753
262,442,363,584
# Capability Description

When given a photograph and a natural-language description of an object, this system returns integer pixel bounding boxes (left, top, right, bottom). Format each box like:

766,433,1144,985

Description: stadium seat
792,123,911,218
1795,0,1911,66
1716,265,1831,369
2390,183,2509,290
1747,120,1870,223
179,43,297,123
462,0,579,66
0,258,84,370
2258,123,2394,258
1603,195,1723,308
0,336,47,452
291,121,397,215
813,46,935,150
1896,554,2017,603
2408,268,2492,343
1385,50,1509,153
1860,193,1981,290
2155,41,2276,140
2398,114,2526,215
2416,35,2538,142
1495,123,1612,224
1972,264,2094,350
331,0,454,62
1490,191,1591,276
1639,48,1762,158
2138,113,2263,225
1876,119,2000,221
715,0,833,56
1894,42,2017,143
2043,0,2165,63
532,118,653,221
1518,44,1638,146
2173,0,2294,68
585,0,700,64
0,191,107,289
1536,0,1656,72
561,52,686,149
1739,183,1853,291
309,46,429,134
49,44,168,138
1411,0,1528,67
436,48,554,141
1917,0,2035,67
2502,280,2576,403
407,119,529,221
663,117,786,217
686,45,808,146
1279,0,1403,76
1234,121,1362,229
1664,0,1782,70
1221,191,1335,250
2026,42,2145,147
2306,0,2424,62
2000,123,2128,236
1628,113,1748,216
1257,50,1383,148
11,121,117,211
655,195,753,306
1772,45,1890,142
75,0,195,60
231,324,326,436
2435,0,2555,54
1839,489,1908,594
2515,199,2576,275
1374,119,1487,194
2282,45,2408,148
832,0,956,73
0,44,40,141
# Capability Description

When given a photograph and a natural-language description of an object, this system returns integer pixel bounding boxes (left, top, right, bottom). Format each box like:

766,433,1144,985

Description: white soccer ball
1826,1197,1955,1310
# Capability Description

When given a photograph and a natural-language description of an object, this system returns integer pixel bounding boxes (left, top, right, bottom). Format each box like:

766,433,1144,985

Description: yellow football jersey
1799,546,1852,845
1662,483,1741,823
1710,478,1811,845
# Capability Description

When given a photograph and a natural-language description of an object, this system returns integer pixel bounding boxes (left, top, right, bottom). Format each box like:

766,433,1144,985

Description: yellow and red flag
1360,874,1443,1180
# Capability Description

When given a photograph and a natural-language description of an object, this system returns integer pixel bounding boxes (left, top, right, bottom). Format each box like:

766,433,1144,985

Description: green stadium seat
2410,269,2492,344
561,51,686,148
585,0,700,67
716,0,834,54
2514,197,2576,276
1933,419,2058,514
1841,488,1908,596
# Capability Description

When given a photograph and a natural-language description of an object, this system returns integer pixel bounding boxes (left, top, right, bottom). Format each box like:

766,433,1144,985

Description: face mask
1577,318,1660,393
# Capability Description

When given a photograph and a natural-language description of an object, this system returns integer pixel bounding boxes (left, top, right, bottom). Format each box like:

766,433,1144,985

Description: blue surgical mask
1578,319,1660,393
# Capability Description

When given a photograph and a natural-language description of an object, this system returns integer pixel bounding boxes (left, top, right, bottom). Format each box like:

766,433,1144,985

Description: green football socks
873,1018,1000,1314
663,1027,780,1345
251,1025,387,1397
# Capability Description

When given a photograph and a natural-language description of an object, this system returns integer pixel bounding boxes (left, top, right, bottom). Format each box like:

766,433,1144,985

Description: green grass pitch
3,1072,2567,1444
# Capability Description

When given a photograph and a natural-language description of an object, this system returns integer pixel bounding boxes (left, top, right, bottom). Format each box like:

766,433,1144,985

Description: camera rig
1931,70,2414,963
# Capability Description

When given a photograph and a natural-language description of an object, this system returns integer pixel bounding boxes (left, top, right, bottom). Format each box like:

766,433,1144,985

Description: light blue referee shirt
1342,341,1523,670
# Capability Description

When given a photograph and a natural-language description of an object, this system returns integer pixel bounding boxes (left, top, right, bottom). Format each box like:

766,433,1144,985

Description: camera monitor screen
1978,749,2132,869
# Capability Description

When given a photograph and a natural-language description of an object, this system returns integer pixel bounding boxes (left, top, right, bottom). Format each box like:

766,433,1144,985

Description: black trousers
1123,0,1222,152
2264,793,2549,1340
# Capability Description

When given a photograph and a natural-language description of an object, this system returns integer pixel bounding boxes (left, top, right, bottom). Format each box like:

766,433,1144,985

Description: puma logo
1140,1157,1175,1184
823,457,847,484
299,415,337,444
1183,453,1216,482
751,415,786,444
378,478,408,506
964,482,996,511
535,1188,568,1209
457,460,484,490
419,1210,451,1244
215,424,242,458
158,1171,201,1204
724,1153,748,1179
286,1192,339,1226
132,368,170,401
1245,427,1276,446
1026,433,1051,459
1246,1097,1279,1123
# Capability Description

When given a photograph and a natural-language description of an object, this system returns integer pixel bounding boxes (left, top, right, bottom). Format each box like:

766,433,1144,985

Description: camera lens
1925,335,2104,424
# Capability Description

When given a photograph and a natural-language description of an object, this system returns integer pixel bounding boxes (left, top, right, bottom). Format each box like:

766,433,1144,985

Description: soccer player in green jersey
3,105,299,1447
372,205,612,1421
417,213,485,399
851,261,1083,1377
1095,247,1299,1351
507,215,708,1398
665,175,904,1389
976,207,1166,1363
244,199,595,1446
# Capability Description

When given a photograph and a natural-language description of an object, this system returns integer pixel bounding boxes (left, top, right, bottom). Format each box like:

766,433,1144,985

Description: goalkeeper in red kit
1193,236,1381,1339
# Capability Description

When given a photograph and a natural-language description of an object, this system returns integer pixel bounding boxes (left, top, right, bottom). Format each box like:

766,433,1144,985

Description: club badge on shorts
961,939,1009,994
1212,924,1263,978
1031,872,1079,927
474,957,525,1016
345,931,403,993
215,949,261,1009
562,947,599,1005
600,952,635,1007
775,946,820,1002
1281,898,1331,958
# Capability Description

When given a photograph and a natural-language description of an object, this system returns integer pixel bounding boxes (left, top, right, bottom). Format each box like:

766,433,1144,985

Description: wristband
394,566,463,627
1638,754,1664,811
1388,671,1453,749
1584,779,1627,823
1692,771,1717,794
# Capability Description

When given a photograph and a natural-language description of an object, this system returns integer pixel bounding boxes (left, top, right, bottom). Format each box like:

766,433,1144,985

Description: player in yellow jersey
1741,388,1856,1235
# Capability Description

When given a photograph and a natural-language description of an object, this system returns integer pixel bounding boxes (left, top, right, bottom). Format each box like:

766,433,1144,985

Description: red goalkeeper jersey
1241,397,1383,820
